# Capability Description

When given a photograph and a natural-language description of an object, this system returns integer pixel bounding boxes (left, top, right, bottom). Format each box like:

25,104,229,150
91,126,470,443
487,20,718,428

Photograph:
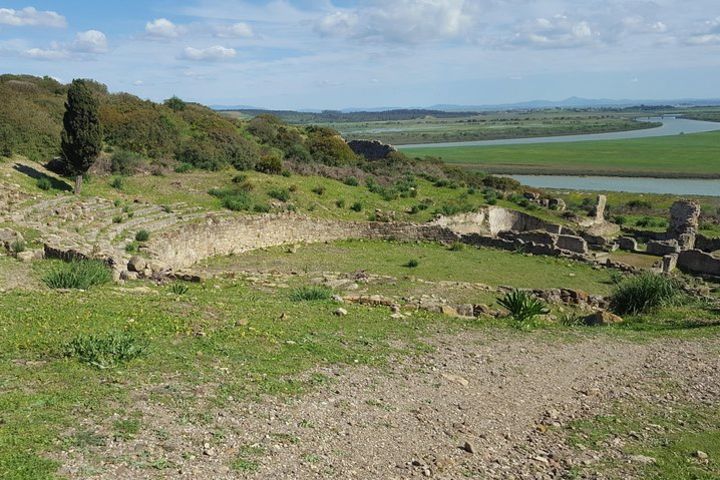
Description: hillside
0,74,360,175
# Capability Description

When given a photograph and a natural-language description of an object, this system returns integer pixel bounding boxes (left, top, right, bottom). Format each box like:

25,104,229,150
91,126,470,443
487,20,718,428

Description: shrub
253,204,271,213
626,199,652,210
448,242,465,252
110,177,123,190
174,163,193,173
610,273,680,315
312,186,326,196
483,175,521,191
344,176,359,187
110,150,142,175
405,259,419,268
232,174,248,184
209,188,253,212
290,285,333,302
112,215,123,224
335,199,345,208
36,177,52,191
43,260,112,289
135,230,150,242
64,332,147,369
255,152,283,175
169,282,189,295
350,202,363,212
268,188,291,202
497,290,549,329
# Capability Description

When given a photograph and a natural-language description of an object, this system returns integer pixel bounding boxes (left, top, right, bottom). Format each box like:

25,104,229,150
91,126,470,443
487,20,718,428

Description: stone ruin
669,200,700,250
347,140,397,160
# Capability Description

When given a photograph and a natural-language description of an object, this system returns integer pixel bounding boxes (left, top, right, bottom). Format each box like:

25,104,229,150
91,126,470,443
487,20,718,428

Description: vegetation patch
42,260,112,290
497,289,549,330
64,332,147,369
289,285,334,302
610,273,681,315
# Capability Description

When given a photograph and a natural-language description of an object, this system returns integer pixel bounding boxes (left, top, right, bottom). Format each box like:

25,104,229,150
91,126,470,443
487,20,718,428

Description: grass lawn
203,240,617,295
401,131,720,178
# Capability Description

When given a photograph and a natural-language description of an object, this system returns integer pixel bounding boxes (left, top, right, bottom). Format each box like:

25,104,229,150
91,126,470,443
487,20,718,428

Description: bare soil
53,330,720,479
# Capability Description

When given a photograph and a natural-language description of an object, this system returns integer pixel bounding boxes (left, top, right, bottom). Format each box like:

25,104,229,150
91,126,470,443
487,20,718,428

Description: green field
401,130,720,178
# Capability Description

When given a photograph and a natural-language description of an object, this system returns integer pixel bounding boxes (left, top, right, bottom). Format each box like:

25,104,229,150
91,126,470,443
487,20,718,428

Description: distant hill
216,97,720,122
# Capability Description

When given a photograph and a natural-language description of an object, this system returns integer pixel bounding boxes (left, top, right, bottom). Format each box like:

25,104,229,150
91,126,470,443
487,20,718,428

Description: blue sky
1,1,720,109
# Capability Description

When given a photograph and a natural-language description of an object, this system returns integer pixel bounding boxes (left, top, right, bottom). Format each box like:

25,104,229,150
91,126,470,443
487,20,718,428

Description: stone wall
148,213,459,271
677,249,720,277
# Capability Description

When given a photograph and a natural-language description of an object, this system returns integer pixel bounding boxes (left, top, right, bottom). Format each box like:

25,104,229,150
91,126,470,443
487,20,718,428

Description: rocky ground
54,330,720,479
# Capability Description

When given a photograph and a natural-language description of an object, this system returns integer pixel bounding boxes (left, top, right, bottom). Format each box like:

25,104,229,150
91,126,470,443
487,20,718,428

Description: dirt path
56,330,720,479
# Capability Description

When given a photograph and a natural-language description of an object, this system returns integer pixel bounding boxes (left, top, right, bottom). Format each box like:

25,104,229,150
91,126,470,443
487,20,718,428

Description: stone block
646,239,680,256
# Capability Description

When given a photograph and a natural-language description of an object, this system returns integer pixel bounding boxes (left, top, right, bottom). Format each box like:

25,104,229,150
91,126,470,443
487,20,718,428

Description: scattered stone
462,441,476,454
693,450,709,460
334,308,348,317
441,373,469,387
583,310,623,326
628,454,656,465
127,255,147,273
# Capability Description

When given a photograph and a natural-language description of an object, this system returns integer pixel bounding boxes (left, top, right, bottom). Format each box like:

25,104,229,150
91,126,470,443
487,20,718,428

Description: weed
43,260,112,289
135,230,150,242
9,240,26,254
110,177,124,190
350,202,363,212
448,242,465,252
112,215,124,224
312,186,326,196
497,290,549,329
290,285,333,302
36,177,51,191
344,176,359,186
405,259,419,268
64,332,147,369
169,283,189,295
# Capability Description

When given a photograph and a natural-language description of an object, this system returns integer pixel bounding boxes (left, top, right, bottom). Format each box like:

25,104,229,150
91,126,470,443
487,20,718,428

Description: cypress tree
61,79,102,194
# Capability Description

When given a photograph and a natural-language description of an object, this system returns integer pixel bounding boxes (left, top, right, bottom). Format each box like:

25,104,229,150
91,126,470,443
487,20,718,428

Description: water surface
511,174,720,197
401,117,720,149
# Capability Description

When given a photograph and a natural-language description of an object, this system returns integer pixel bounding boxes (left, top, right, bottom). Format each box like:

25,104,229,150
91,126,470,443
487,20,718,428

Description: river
400,116,720,149
511,175,720,197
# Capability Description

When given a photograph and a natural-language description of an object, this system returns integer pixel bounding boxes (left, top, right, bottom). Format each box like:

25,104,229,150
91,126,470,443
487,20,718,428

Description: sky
1,0,720,109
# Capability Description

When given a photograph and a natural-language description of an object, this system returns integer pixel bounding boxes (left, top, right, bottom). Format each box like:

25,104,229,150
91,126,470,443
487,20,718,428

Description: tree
61,79,102,194
164,96,186,111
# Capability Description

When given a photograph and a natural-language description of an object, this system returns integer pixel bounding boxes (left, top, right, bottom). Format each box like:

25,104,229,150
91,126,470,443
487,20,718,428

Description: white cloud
315,0,475,44
181,45,236,61
72,30,108,53
146,18,184,38
686,16,720,45
23,46,67,60
511,15,599,49
0,7,66,28
215,22,254,38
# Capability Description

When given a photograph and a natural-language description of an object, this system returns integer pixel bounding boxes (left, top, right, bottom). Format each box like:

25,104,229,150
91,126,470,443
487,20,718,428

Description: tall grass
610,272,680,315
43,260,112,289
290,285,333,302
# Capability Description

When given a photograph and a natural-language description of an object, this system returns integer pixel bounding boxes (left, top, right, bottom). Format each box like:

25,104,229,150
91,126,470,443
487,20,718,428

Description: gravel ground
55,330,720,479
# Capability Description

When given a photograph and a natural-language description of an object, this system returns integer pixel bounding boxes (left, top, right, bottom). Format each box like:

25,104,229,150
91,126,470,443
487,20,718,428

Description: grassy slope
401,131,720,178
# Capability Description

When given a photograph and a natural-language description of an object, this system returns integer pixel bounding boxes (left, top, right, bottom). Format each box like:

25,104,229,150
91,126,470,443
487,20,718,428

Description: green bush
405,259,419,268
610,273,680,315
43,260,112,289
36,177,52,191
174,162,193,173
110,177,124,190
110,150,143,175
497,290,549,329
290,285,333,302
209,188,253,212
344,176,359,186
64,332,147,369
135,230,150,242
350,202,363,212
255,152,283,174
335,199,345,208
312,186,326,196
268,188,290,202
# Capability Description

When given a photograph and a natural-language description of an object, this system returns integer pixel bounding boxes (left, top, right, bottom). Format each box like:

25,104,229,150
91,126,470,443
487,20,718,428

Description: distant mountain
213,97,720,114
